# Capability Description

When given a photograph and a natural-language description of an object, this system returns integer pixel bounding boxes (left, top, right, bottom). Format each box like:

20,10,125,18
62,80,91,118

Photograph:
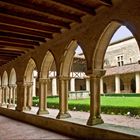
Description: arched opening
103,25,139,94
40,51,57,96
94,21,140,128
69,45,88,98
1,71,8,107
24,58,38,111
37,51,57,115
8,68,17,108
57,40,89,120
131,78,136,93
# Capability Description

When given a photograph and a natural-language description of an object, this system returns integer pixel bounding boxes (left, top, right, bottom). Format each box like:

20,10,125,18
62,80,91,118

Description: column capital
16,81,24,85
86,69,106,78
57,76,70,80
2,85,7,88
9,84,17,88
24,82,33,87
39,78,50,84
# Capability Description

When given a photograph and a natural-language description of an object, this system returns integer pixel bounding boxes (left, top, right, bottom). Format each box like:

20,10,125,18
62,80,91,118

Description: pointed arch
2,71,8,86
24,58,36,82
60,40,87,76
9,68,17,85
92,21,121,69
92,21,139,69
40,51,56,78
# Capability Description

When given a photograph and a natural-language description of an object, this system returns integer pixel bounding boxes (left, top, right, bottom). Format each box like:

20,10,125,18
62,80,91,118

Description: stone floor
1,107,140,139
0,115,75,139
25,107,140,129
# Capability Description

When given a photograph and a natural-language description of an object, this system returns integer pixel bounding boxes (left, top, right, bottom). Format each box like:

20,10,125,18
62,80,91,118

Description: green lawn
47,96,140,107
33,96,140,115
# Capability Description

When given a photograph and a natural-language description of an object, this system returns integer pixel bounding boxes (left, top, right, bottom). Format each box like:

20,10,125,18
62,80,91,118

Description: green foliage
101,93,140,97
32,96,39,100
32,95,140,116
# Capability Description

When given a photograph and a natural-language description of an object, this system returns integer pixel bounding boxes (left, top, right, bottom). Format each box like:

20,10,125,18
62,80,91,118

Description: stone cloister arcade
0,0,140,139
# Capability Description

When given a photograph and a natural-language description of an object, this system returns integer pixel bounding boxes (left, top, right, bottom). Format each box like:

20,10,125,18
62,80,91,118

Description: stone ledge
0,107,139,140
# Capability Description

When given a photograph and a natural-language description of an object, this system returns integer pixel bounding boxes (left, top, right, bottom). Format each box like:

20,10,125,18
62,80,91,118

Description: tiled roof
104,63,140,76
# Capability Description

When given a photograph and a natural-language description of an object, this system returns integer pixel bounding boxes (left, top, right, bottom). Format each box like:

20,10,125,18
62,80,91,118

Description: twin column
0,85,16,107
56,76,71,119
37,78,49,115
23,82,33,110
86,69,106,125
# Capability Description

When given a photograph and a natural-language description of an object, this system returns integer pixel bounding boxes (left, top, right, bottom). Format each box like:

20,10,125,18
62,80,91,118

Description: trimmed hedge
32,100,140,116
102,93,140,97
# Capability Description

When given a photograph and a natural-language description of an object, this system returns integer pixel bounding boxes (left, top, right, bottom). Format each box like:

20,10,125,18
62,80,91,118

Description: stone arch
2,71,8,86
24,58,37,83
60,40,87,77
92,21,121,69
9,68,17,85
92,21,139,69
40,51,56,79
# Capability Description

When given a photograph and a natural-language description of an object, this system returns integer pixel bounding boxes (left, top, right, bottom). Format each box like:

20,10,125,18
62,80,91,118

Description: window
117,55,124,66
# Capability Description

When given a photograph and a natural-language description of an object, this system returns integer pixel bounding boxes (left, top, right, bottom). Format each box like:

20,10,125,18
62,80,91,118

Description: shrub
32,96,39,100
32,100,39,106
102,93,140,97
32,96,140,116
101,106,140,116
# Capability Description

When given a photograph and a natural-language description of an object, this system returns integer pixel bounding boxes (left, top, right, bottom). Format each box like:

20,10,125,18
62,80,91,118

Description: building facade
102,37,140,94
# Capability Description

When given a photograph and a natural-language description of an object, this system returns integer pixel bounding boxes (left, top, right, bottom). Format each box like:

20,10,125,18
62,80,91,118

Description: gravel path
26,107,140,129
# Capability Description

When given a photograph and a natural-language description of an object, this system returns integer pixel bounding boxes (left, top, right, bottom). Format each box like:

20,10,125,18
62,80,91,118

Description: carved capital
58,76,70,81
24,82,33,87
39,78,50,84
9,84,17,88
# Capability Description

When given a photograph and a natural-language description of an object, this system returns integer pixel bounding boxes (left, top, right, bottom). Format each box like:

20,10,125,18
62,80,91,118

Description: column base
16,106,24,112
37,109,49,115
7,104,15,108
87,116,104,126
1,103,7,107
56,112,71,119
23,106,31,111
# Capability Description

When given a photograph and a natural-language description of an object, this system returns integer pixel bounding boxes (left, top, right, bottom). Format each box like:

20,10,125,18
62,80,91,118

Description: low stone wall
68,90,90,99
0,107,139,140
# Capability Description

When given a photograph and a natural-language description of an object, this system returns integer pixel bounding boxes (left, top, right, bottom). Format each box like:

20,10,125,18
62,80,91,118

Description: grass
33,95,140,116
101,96,140,107
46,96,140,107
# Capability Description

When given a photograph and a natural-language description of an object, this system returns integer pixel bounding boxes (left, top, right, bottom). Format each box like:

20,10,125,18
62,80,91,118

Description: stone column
52,78,57,96
86,69,106,126
100,77,104,94
115,75,120,93
7,86,12,108
5,86,9,104
23,84,28,110
135,72,140,93
0,86,2,106
16,81,25,111
70,78,75,91
37,78,49,115
12,85,17,105
1,87,5,105
27,82,33,110
56,76,71,119
86,78,90,91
